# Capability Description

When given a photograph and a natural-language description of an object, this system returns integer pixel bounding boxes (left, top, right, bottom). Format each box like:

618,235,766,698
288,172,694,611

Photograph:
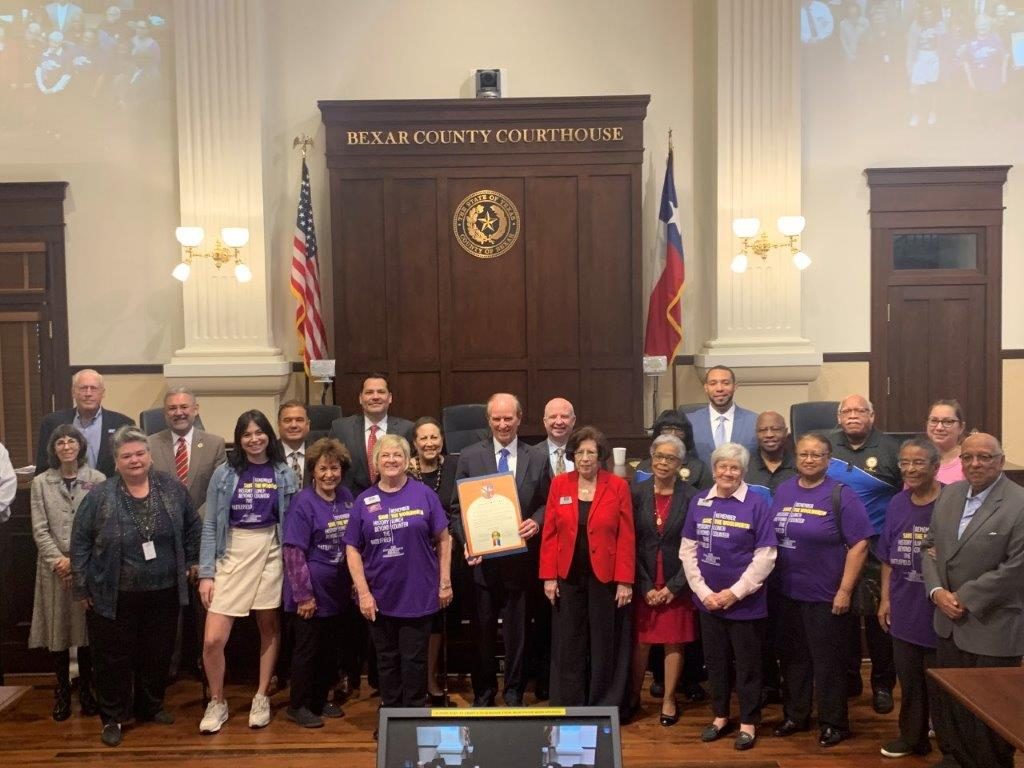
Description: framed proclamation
457,472,527,559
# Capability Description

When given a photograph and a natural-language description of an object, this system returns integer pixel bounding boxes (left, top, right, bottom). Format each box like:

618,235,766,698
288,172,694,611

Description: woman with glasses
877,438,948,760
632,409,712,491
770,434,875,748
629,434,698,725
681,443,777,751
925,400,966,484
540,426,635,708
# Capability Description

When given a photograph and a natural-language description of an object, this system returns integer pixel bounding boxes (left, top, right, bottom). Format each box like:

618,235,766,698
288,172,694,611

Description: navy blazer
328,414,415,495
632,477,696,596
35,407,135,479
685,404,759,463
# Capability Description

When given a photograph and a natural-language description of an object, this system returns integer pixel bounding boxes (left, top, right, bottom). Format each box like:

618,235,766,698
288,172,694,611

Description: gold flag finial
293,135,314,158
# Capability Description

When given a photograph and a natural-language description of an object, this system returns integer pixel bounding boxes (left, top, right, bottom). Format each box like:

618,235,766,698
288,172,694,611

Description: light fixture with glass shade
730,215,809,272
172,226,251,282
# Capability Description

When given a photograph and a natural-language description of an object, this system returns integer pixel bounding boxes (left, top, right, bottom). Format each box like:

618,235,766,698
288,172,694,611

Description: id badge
142,541,157,561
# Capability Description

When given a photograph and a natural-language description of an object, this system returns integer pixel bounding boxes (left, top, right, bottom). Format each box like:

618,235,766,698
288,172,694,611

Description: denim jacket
198,461,298,579
70,470,201,620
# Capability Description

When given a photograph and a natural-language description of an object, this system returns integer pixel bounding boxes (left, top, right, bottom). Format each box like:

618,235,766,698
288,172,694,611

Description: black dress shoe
872,687,894,714
101,722,122,747
429,693,448,707
700,721,734,742
734,731,756,751
649,681,665,698
773,719,808,737
659,700,679,727
52,686,72,722
472,696,495,707
683,683,709,703
504,692,523,707
818,726,851,747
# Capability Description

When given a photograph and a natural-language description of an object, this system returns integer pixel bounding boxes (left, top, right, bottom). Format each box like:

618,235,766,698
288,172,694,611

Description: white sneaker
248,693,271,728
200,699,229,733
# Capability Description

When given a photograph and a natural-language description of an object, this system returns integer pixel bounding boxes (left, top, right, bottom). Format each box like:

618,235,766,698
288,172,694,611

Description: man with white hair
35,369,133,478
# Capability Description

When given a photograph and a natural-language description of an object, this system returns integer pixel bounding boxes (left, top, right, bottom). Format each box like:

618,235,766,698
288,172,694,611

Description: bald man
923,433,1024,768
35,369,134,478
744,411,797,500
536,398,577,479
451,393,550,707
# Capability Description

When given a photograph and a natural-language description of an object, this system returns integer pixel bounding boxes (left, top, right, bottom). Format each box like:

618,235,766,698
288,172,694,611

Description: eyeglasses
574,449,599,458
927,418,961,427
960,453,1001,464
651,453,681,464
54,438,79,447
756,426,785,434
897,459,931,469
839,407,871,416
797,451,828,460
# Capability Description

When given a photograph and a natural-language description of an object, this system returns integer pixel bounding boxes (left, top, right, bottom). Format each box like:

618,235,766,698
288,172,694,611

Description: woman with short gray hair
629,433,698,725
71,425,201,747
681,442,777,750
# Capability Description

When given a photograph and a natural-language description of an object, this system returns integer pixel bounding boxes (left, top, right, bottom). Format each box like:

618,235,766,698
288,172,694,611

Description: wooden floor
0,672,1019,767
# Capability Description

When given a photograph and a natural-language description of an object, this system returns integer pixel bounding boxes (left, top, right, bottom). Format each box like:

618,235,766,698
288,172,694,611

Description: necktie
367,424,379,484
290,451,302,477
498,448,510,473
714,415,726,448
555,448,566,475
174,436,188,483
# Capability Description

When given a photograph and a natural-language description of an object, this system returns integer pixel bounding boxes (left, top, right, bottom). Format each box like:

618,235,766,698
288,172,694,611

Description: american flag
290,158,327,374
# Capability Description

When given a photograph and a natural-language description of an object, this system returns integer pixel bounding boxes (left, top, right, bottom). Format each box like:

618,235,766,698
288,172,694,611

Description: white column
692,0,821,410
165,0,290,430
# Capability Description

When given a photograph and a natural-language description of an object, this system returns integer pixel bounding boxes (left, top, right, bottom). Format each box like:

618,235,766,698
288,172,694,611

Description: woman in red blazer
540,426,635,709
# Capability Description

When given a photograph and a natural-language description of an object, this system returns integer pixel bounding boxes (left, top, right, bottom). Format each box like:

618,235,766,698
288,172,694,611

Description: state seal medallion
453,190,521,259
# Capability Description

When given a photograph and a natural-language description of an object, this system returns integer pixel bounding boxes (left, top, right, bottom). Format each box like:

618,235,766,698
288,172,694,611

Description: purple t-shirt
282,486,355,616
683,489,777,621
877,490,938,649
229,462,279,529
770,477,875,603
344,478,448,618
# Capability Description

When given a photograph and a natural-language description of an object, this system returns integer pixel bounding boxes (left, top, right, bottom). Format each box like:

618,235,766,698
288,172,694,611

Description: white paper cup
612,446,627,465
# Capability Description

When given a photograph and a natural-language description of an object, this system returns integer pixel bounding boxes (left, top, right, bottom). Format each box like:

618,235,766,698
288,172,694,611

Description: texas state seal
453,189,521,259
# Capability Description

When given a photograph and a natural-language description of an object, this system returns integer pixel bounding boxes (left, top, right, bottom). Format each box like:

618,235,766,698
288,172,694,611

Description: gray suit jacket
922,475,1024,657
149,428,227,518
328,414,415,495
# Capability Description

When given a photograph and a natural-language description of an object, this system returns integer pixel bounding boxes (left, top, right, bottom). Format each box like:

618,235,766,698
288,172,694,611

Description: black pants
289,614,342,714
368,613,432,707
469,579,527,702
777,595,851,730
276,610,295,684
699,612,764,724
339,600,376,690
933,636,1021,768
86,587,178,724
891,637,941,753
52,646,93,692
549,574,631,707
526,580,551,695
846,556,895,691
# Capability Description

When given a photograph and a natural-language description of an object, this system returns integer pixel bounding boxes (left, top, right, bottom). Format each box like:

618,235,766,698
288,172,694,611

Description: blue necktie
498,448,510,473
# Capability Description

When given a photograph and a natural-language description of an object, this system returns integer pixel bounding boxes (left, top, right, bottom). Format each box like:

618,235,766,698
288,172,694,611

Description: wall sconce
172,226,253,283
730,216,809,273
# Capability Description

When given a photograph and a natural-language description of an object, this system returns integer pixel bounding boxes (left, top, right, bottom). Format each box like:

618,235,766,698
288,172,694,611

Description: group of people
18,366,1024,768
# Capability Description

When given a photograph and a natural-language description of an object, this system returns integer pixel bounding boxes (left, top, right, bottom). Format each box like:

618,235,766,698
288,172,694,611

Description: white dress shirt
492,437,519,476
709,403,737,446
546,438,574,474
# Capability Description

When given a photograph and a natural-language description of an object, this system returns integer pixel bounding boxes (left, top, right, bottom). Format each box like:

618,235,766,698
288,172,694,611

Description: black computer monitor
377,706,622,768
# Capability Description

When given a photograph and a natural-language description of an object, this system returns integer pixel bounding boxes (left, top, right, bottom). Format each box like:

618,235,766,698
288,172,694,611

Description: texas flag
643,148,685,359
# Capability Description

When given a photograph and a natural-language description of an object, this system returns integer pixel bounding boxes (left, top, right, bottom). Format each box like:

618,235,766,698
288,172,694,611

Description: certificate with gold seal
457,472,527,558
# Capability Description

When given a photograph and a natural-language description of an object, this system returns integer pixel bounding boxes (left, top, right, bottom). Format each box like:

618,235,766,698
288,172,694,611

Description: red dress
634,494,696,644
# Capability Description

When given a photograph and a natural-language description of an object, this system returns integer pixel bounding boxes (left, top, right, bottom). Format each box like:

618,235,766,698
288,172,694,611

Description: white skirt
208,526,282,617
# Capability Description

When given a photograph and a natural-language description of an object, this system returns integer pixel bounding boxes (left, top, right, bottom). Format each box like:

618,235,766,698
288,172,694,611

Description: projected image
0,2,171,112
801,0,1023,128
401,723,607,768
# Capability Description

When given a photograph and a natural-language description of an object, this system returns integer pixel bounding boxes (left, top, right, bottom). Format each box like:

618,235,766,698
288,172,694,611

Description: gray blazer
149,428,227,519
922,475,1024,657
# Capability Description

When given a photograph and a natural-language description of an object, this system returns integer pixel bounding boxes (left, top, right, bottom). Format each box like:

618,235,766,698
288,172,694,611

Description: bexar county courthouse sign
344,126,626,146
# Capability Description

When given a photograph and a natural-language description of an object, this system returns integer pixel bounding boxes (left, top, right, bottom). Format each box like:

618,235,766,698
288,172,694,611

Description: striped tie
174,436,189,483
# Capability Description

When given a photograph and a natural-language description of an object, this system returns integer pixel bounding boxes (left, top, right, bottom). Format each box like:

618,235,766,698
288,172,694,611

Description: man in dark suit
452,392,550,707
35,369,133,478
923,433,1024,768
148,386,226,681
278,400,313,485
684,365,759,462
328,373,414,495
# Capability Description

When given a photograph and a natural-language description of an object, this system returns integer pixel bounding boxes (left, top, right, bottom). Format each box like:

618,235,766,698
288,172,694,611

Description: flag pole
667,128,678,415
293,134,316,405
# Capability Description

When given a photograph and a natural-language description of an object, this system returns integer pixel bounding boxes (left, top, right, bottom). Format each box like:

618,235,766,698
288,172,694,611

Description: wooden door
867,167,1008,435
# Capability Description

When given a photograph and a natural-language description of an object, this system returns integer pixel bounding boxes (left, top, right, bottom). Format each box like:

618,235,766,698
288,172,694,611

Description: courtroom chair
676,402,706,417
790,400,840,439
139,408,205,436
442,404,489,454
307,404,342,432
307,429,329,445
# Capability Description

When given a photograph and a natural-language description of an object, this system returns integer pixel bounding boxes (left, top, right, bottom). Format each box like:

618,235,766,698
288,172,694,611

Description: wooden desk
928,666,1024,751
